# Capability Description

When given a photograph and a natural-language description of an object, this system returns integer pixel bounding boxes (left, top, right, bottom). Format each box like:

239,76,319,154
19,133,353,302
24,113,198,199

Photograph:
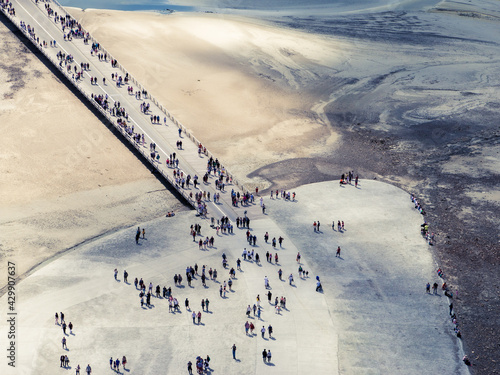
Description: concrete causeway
2,0,244,221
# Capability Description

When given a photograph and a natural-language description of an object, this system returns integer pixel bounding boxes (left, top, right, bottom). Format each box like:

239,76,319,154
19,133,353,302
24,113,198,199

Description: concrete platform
0,180,467,374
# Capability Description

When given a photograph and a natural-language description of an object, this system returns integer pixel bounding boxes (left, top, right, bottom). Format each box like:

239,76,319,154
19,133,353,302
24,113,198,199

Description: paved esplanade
5,0,243,222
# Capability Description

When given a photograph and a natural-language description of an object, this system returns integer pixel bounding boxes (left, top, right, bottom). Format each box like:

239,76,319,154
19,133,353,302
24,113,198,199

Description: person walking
192,311,196,324
261,326,266,338
289,273,294,286
197,311,202,324
62,337,67,349
55,312,59,325
232,344,237,360
426,283,431,293
114,269,118,280
62,322,67,334
124,270,128,283
262,349,267,362
432,282,438,294
86,364,92,375
267,349,272,363
75,364,81,374
122,356,127,370
245,321,250,335
187,361,193,375
68,322,73,334
115,358,120,372
268,325,273,338
205,298,210,312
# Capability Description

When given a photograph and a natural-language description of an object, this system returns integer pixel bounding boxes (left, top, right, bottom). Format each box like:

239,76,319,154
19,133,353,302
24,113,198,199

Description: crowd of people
270,189,296,201
187,355,210,374
109,356,127,373
413,188,467,362
339,171,359,187
426,267,462,340
53,311,95,374
1,0,15,16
